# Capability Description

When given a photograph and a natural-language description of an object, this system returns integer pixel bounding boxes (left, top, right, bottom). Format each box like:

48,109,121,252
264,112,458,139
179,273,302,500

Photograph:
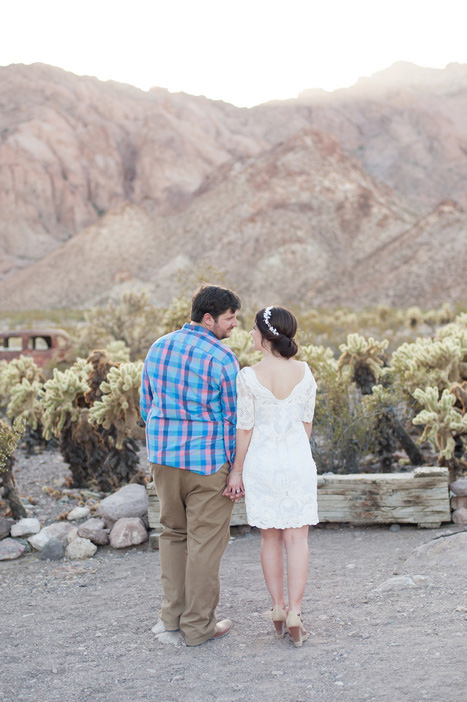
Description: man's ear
203,313,215,329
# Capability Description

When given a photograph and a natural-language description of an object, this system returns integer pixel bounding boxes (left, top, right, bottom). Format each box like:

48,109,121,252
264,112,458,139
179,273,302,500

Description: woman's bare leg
260,528,286,607
283,525,309,613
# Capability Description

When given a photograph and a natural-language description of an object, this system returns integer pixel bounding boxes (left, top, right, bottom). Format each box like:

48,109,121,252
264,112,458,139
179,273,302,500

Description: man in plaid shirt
141,285,241,646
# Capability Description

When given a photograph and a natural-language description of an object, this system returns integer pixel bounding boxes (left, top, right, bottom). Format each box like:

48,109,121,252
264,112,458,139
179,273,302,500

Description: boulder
109,518,148,549
40,537,64,561
28,522,74,551
406,532,467,568
452,507,467,526
0,538,25,560
0,517,14,540
97,484,148,525
77,518,109,546
450,477,467,496
10,518,41,537
65,537,97,560
67,506,91,521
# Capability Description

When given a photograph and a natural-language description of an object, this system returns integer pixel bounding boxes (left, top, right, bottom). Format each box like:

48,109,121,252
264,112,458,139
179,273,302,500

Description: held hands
223,469,244,502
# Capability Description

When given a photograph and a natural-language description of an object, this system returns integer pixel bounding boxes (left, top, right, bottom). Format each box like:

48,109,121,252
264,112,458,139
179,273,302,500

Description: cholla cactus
299,344,338,385
405,306,423,329
224,328,262,368
413,386,467,475
391,333,467,393
6,378,43,431
71,357,92,381
161,296,191,335
0,416,26,518
89,361,143,449
105,340,131,363
0,356,44,406
41,369,90,440
337,333,388,394
76,289,160,360
450,381,467,414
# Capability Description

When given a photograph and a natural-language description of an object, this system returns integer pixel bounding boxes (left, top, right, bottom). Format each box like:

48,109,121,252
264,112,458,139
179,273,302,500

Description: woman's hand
223,469,244,501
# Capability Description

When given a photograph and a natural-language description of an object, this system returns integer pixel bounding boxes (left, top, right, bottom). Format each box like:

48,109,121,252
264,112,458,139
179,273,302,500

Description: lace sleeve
302,372,317,423
236,370,255,430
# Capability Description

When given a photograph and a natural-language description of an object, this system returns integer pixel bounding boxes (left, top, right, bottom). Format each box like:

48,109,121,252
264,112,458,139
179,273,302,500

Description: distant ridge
0,61,466,309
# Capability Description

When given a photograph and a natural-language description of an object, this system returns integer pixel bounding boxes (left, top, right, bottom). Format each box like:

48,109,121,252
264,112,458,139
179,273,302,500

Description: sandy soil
1,448,466,702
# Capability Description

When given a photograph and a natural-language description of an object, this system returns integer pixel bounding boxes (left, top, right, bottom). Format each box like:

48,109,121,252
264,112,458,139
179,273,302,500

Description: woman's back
251,358,306,400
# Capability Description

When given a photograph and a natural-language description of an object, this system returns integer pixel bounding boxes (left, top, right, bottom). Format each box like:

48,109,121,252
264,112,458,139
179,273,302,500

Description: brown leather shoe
211,619,232,640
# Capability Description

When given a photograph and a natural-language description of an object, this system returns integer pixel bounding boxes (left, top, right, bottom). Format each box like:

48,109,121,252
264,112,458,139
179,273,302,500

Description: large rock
97,484,148,525
109,518,148,549
40,538,64,561
450,477,467,497
406,532,467,568
0,517,14,540
10,518,41,537
0,538,25,560
65,537,97,560
77,518,109,546
452,508,467,526
28,522,74,551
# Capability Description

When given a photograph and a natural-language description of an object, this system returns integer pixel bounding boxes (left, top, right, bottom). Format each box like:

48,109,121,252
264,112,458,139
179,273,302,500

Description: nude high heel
271,605,288,639
286,611,308,647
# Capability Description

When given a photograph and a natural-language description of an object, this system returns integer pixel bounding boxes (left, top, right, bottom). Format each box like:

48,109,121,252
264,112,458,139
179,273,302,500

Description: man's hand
222,470,244,501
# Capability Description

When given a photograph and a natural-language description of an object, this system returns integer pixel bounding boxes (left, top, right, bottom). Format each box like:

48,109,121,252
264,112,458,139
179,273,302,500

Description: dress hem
247,518,319,530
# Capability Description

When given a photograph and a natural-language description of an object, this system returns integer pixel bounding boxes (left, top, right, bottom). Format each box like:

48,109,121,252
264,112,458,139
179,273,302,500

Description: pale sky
1,0,466,107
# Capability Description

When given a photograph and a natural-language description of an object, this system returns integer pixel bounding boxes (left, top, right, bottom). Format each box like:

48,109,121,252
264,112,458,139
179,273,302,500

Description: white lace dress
236,363,319,529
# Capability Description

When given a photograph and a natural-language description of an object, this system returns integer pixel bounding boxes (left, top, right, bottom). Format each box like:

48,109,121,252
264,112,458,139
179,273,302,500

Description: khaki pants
150,462,234,646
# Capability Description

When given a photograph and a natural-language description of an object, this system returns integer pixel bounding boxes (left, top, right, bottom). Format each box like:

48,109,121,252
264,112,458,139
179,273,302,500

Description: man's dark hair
191,284,241,322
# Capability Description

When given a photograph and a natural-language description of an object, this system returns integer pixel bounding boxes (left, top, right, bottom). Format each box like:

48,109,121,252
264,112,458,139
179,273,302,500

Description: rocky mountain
0,128,423,310
0,63,264,277
0,61,466,309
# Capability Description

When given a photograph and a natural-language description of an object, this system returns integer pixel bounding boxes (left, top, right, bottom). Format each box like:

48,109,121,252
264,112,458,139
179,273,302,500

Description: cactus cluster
413,386,467,471
89,361,144,449
337,333,388,394
41,368,90,440
0,356,44,406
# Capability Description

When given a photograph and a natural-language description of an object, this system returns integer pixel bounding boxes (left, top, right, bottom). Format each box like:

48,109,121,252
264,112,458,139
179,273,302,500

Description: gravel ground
1,448,466,702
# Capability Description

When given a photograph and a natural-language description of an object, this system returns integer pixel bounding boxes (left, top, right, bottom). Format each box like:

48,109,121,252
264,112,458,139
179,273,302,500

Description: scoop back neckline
246,363,309,401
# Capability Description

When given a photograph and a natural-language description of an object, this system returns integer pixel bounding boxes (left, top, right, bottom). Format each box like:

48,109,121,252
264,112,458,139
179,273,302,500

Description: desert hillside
0,61,466,309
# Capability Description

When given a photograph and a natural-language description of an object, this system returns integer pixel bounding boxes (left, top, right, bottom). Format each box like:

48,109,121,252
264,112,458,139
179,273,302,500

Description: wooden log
146,467,452,530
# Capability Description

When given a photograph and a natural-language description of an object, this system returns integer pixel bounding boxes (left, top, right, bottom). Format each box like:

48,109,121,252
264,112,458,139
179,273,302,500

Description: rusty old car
0,329,72,367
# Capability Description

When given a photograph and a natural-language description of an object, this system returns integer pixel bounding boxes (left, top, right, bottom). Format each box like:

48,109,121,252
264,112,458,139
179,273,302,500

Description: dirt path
1,523,466,702
1,448,466,701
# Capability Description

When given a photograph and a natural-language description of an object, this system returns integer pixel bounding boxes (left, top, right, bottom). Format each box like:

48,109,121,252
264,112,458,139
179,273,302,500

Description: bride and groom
140,285,318,648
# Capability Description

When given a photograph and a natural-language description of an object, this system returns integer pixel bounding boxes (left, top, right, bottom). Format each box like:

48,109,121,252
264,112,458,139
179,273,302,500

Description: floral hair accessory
263,306,279,336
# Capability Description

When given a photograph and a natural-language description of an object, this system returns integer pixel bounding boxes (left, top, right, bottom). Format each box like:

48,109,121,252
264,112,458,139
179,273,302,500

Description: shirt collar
183,323,218,341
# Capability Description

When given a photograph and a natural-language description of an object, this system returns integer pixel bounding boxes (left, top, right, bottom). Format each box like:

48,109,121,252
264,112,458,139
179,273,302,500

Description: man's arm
219,355,240,467
140,357,153,424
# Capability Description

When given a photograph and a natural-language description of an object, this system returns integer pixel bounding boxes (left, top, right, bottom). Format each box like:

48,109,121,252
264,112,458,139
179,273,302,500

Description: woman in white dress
224,306,318,647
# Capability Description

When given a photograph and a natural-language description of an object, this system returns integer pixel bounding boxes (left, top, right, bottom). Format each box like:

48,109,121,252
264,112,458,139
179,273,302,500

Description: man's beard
212,324,232,340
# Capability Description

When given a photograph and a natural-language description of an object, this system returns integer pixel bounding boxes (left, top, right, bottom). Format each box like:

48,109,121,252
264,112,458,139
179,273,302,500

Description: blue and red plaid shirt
140,323,240,475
